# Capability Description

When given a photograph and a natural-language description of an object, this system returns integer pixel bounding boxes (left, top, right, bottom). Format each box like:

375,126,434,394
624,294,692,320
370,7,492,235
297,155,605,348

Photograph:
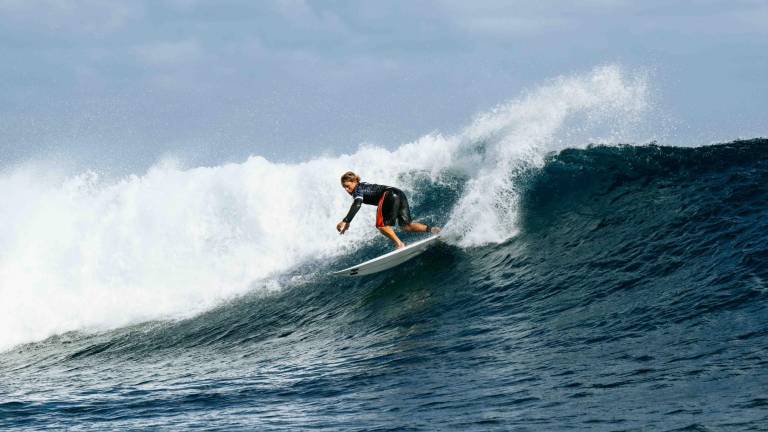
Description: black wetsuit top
342,182,393,223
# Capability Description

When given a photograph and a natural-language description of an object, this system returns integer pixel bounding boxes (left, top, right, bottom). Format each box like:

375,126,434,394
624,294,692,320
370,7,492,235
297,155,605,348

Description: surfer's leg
394,192,419,232
395,193,439,233
378,226,405,249
402,222,428,232
401,222,440,234
377,192,405,248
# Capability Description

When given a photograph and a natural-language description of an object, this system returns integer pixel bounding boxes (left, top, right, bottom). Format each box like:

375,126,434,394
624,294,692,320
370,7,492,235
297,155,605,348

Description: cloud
724,3,768,34
459,15,570,37
134,39,204,68
163,0,201,11
433,2,576,38
0,0,143,35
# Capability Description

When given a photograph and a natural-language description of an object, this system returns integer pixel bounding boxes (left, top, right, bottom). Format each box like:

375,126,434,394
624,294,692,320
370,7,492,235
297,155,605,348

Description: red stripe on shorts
375,191,388,227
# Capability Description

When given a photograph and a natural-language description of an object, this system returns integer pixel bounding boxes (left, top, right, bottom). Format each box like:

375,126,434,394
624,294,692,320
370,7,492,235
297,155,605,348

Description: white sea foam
0,65,651,350
444,65,650,245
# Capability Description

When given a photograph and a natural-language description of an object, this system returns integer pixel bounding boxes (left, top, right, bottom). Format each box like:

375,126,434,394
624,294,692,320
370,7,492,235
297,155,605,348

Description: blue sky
1,0,766,172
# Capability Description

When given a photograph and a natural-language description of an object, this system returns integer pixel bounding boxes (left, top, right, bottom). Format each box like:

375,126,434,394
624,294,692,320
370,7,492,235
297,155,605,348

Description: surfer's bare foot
430,226,441,234
396,242,406,249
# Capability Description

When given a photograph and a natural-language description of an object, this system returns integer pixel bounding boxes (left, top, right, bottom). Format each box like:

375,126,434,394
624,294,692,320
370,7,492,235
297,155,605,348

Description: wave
0,65,654,351
7,139,766,363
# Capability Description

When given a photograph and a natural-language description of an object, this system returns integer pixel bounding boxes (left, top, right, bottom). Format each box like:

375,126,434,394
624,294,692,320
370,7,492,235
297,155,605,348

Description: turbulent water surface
1,68,767,430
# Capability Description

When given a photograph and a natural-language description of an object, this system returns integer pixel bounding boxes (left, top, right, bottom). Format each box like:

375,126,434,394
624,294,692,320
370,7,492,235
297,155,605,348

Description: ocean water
1,66,767,430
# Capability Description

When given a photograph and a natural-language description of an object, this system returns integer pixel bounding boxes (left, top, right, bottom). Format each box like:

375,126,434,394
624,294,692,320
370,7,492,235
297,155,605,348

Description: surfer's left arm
337,197,362,234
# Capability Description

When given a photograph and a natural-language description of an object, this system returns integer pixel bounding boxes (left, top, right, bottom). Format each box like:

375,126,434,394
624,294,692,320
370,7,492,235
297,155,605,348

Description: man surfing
336,171,440,249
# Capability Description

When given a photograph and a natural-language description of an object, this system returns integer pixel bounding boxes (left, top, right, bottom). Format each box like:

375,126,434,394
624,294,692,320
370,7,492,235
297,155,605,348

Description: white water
0,65,651,351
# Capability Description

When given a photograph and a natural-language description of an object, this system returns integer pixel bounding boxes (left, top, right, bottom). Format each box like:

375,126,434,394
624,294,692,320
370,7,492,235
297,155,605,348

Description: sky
1,0,766,172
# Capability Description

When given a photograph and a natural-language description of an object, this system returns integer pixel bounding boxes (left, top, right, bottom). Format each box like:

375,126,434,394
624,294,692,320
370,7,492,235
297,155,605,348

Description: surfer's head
340,171,360,193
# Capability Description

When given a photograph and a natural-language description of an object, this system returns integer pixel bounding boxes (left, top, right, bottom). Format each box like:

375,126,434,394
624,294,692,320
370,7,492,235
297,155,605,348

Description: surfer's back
351,182,393,205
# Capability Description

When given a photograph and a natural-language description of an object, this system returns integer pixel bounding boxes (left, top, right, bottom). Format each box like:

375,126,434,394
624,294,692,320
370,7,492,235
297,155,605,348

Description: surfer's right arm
338,172,364,235
337,197,363,234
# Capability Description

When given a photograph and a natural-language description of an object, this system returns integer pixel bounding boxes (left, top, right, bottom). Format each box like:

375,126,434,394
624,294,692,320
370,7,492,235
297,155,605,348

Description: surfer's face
342,180,357,194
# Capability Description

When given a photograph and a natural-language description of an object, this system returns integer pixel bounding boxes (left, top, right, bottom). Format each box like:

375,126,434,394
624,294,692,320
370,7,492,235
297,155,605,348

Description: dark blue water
2,140,768,430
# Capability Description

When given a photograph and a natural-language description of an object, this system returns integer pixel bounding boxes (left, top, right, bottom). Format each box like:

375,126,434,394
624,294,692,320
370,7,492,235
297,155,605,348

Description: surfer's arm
337,198,362,234
342,197,363,224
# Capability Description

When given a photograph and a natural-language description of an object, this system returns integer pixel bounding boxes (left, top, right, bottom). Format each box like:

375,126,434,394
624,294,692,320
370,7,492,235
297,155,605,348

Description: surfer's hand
337,221,349,234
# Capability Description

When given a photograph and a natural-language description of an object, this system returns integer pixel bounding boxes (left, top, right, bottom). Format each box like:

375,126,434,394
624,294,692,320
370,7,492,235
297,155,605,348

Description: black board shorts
375,189,413,228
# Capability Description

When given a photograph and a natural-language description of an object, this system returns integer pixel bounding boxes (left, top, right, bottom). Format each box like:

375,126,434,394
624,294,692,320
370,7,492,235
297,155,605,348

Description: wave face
0,65,649,351
2,68,768,430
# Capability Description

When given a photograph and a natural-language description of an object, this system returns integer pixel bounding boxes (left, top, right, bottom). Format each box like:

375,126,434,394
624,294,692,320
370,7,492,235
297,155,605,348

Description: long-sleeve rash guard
342,182,392,223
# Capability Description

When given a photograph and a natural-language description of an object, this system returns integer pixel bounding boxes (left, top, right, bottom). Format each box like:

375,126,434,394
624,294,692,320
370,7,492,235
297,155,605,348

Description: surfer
337,171,440,249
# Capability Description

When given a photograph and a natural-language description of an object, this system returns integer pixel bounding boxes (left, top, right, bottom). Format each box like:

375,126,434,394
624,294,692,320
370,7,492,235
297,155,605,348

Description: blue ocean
1,67,766,430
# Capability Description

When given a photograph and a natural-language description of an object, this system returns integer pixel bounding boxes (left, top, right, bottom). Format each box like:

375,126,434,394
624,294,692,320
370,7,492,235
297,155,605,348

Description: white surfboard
332,235,441,277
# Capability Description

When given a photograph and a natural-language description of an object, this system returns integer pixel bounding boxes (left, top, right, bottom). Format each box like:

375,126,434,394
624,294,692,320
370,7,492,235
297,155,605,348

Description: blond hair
340,171,360,185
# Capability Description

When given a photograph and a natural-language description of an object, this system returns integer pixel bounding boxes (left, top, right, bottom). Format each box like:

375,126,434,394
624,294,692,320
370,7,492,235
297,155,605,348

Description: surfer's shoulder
351,182,364,200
